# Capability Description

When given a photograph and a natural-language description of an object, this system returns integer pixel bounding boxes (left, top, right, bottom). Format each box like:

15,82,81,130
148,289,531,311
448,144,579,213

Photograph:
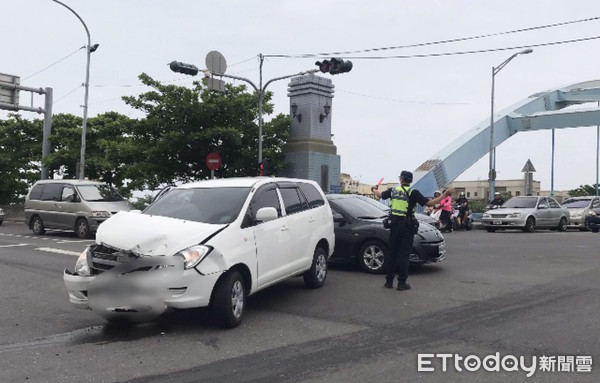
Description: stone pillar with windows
281,75,341,193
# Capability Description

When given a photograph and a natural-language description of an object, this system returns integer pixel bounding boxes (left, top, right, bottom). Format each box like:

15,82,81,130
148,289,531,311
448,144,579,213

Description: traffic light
315,58,352,75
315,59,332,73
329,58,353,75
169,61,199,76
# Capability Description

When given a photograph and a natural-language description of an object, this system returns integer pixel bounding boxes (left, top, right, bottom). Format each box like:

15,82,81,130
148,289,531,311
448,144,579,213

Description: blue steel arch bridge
411,80,600,198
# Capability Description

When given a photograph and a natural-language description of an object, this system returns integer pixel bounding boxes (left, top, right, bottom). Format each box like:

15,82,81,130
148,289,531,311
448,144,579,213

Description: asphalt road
0,220,598,383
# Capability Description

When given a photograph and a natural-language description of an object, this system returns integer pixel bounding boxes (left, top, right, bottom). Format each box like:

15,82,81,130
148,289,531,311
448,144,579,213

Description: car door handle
281,225,289,231
308,217,315,223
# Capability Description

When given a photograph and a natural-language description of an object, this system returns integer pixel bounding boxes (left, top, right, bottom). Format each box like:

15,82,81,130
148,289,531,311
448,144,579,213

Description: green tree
121,73,289,192
568,184,599,197
0,114,42,203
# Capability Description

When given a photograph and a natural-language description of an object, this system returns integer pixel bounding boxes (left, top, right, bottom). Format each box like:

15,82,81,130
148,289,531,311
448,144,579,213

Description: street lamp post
488,48,533,201
52,0,97,180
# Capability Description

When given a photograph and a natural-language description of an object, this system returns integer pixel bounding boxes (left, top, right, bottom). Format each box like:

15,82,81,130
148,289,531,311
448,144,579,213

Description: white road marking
57,239,94,244
0,244,29,248
35,247,81,256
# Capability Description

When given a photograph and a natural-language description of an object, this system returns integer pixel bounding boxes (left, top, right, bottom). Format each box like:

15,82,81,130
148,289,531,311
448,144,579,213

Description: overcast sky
3,0,600,191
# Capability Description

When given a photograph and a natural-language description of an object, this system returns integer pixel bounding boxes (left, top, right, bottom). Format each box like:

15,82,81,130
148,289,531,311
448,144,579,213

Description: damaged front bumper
63,255,222,321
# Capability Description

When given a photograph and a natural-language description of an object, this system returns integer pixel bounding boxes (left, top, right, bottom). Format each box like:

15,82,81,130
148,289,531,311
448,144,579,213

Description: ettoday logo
418,353,538,378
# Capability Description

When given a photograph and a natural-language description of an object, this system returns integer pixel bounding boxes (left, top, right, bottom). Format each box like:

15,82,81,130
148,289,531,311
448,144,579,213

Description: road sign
206,152,222,170
0,73,20,105
205,51,227,75
204,77,225,92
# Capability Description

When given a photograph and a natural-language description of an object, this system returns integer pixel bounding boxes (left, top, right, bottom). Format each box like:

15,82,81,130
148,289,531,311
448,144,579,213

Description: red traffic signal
315,58,352,75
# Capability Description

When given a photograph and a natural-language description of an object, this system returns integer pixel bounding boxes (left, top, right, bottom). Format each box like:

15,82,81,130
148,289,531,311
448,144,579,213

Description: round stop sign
206,152,222,170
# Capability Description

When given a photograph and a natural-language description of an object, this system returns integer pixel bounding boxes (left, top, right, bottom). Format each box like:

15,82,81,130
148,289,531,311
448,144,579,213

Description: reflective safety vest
390,185,414,217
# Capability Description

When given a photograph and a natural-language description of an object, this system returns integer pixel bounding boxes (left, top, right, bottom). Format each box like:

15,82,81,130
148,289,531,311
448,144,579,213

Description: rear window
298,183,325,208
144,187,250,224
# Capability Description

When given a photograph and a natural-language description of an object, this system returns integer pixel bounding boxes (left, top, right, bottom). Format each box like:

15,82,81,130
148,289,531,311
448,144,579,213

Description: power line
333,35,600,60
265,16,600,58
22,47,84,81
53,85,82,105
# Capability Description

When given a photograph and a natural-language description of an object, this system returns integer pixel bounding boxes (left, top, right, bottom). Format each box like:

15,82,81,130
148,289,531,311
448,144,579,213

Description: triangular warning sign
521,159,536,173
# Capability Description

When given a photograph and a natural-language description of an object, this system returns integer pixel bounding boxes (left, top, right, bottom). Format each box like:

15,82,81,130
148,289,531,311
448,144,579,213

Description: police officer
372,171,453,290
489,192,504,208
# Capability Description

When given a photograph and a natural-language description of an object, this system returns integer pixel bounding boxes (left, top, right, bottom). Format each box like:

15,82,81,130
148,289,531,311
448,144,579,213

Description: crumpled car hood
96,211,226,256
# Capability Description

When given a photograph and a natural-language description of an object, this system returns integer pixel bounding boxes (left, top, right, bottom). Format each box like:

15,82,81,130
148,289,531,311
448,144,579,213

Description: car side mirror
332,213,346,223
255,207,278,223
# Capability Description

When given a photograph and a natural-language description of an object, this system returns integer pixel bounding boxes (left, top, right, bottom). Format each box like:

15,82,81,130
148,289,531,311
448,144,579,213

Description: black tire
212,270,246,328
523,217,536,233
303,247,328,288
357,240,387,274
486,227,496,233
557,217,567,232
31,216,45,235
0,220,3,226
76,218,91,239
580,220,589,231
592,227,599,233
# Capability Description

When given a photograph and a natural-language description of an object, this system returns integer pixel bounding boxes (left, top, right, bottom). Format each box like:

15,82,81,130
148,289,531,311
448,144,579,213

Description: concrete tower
282,74,341,193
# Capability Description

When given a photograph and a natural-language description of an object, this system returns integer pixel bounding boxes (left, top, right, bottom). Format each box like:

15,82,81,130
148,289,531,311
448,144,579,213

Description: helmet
495,192,500,196
434,190,441,196
460,192,465,196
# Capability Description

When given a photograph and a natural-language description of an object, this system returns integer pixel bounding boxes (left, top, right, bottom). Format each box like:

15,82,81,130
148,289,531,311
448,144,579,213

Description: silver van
24,180,131,238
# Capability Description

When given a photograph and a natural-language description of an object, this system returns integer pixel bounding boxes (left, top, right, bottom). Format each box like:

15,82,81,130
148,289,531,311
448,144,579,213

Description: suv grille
90,244,139,274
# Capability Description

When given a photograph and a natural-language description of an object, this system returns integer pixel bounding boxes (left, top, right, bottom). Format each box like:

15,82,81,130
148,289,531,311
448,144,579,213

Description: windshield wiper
357,216,380,220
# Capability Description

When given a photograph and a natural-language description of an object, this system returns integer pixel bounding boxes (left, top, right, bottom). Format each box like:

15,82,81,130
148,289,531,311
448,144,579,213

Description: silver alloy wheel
363,245,385,271
230,280,244,319
315,253,327,282
33,219,42,233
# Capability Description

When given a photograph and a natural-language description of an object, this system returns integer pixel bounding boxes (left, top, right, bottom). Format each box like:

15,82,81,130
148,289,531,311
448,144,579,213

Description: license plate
493,220,502,225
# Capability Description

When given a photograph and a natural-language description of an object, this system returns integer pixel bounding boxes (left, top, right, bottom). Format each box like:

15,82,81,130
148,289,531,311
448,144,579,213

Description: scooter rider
456,192,469,226
372,171,453,291
489,192,504,208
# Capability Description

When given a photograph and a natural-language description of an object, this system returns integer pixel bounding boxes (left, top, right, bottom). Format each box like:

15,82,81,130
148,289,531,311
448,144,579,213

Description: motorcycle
452,202,473,231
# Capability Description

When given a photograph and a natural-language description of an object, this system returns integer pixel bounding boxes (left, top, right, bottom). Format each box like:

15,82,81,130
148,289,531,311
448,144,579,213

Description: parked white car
64,177,335,327
561,196,600,231
482,196,570,232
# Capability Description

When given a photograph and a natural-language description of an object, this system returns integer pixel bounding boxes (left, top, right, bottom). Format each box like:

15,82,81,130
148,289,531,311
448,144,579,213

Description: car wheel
557,217,567,232
358,240,387,274
212,270,246,328
76,218,90,239
0,220,3,226
580,220,589,231
31,216,45,235
592,227,599,233
486,227,496,233
523,217,536,233
303,247,328,288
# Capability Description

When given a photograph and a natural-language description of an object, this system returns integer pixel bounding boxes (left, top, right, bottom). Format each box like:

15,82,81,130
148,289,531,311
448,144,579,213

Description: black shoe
397,283,411,291
384,281,393,289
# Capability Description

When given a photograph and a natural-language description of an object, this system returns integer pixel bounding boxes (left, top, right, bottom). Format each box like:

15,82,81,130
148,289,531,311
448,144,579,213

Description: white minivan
64,177,335,327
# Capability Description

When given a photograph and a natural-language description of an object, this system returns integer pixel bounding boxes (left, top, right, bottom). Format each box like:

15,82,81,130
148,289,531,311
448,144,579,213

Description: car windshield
143,187,251,224
77,184,124,202
355,195,391,212
331,196,388,219
501,197,538,209
561,199,591,208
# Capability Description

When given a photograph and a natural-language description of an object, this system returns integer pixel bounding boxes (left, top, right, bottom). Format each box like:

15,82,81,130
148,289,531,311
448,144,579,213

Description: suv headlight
75,247,92,277
92,211,111,218
589,210,597,216
176,245,213,269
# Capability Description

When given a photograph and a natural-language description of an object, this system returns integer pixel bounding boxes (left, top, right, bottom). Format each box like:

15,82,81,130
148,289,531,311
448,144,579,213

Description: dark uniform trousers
385,216,414,284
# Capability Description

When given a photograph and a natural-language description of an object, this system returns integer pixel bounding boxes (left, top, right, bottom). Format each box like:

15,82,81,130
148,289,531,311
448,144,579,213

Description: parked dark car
327,194,446,274
585,206,600,233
